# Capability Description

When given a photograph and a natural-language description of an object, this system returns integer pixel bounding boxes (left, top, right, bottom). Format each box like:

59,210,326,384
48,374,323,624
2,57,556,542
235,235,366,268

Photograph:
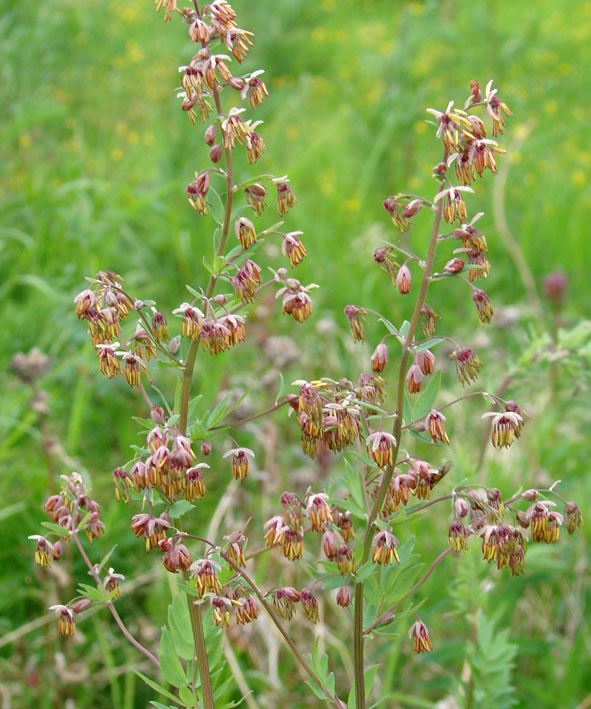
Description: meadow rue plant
30,2,583,708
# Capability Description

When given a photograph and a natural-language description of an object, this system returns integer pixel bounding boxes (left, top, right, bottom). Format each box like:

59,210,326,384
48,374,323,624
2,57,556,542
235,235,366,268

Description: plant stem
178,83,234,436
177,82,234,709
353,170,445,709
219,552,343,708
209,397,292,431
72,532,160,668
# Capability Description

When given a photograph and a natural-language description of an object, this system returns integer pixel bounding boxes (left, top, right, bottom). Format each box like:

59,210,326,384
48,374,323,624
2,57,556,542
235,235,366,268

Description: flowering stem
219,552,343,708
72,532,160,668
177,82,234,709
178,83,234,436
353,167,446,709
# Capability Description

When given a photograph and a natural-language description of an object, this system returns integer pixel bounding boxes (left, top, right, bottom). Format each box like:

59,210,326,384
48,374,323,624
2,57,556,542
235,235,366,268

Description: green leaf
77,583,105,602
339,459,368,521
213,255,226,275
305,680,328,701
355,560,377,583
168,500,195,520
319,575,348,591
170,594,194,647
413,337,445,353
378,317,401,338
275,372,286,404
226,244,244,260
149,702,176,709
178,582,202,598
159,626,188,689
185,284,204,299
187,394,204,423
399,320,410,338
135,671,179,704
206,393,232,429
207,389,250,429
202,255,214,275
40,521,71,536
178,686,197,707
412,369,441,421
207,185,225,225
259,219,285,235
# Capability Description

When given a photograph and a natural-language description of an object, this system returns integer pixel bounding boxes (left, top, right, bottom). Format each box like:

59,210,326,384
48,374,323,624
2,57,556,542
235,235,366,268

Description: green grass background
1,0,590,706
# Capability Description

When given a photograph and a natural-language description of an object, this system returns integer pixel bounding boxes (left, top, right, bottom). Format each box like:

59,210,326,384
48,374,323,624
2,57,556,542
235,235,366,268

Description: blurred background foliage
1,0,590,706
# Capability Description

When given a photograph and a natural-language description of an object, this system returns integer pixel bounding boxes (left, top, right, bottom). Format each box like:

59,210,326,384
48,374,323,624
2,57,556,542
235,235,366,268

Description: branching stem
353,158,446,709
72,532,160,669
176,82,234,709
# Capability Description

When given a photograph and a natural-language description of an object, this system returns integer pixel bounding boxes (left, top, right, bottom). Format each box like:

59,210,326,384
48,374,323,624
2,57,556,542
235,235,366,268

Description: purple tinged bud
209,144,223,163
402,199,422,218
71,599,92,614
204,124,216,146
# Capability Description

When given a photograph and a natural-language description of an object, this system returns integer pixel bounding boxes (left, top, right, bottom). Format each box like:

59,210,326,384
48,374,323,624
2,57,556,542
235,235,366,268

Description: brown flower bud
396,264,411,295
406,363,423,393
444,258,464,274
209,144,223,163
371,343,388,373
204,124,217,146
71,599,92,614
401,199,423,218
336,585,352,608
543,270,567,305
